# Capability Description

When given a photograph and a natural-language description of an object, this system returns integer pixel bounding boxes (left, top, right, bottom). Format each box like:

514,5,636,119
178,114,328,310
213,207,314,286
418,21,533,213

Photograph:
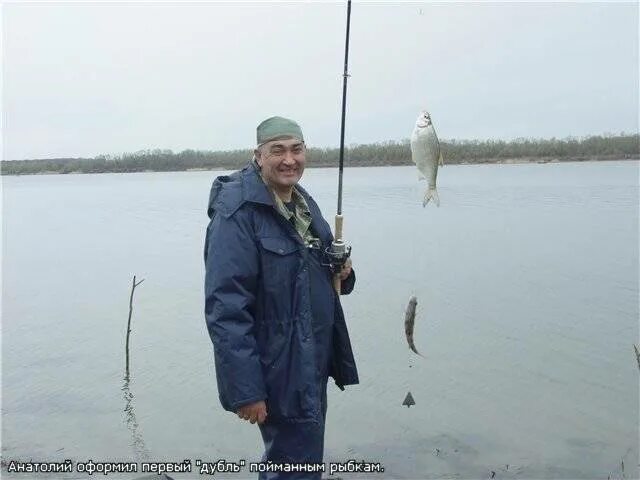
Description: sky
2,1,638,160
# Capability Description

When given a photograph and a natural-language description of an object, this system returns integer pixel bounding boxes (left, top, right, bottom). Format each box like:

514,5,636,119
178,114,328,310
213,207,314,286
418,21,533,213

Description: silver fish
634,344,640,371
404,296,423,356
410,110,443,207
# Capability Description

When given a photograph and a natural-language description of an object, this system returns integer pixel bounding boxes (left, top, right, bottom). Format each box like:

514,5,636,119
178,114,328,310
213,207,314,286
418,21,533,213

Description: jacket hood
207,161,272,219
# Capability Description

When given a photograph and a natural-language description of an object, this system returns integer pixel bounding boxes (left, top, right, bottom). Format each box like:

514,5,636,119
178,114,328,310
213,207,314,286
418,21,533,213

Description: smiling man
204,116,359,478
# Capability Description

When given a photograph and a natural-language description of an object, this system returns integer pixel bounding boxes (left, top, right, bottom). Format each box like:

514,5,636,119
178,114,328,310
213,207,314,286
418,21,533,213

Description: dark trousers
257,380,328,480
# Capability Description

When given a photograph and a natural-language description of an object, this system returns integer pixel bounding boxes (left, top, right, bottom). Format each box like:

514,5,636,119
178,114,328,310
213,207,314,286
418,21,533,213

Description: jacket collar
240,161,333,243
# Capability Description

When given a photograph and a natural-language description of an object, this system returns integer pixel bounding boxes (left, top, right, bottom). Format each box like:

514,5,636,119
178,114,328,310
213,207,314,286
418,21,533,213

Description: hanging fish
402,391,415,408
410,110,443,207
404,296,423,357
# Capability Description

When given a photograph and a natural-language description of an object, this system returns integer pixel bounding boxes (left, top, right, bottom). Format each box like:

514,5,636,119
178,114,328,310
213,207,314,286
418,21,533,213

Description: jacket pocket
258,236,301,291
259,236,300,255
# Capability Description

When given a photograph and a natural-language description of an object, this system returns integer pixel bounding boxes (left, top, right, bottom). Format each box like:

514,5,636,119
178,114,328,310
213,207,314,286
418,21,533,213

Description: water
2,162,638,479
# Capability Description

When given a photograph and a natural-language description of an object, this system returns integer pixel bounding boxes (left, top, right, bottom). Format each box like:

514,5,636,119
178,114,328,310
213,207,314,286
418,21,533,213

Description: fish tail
423,187,440,207
409,343,425,358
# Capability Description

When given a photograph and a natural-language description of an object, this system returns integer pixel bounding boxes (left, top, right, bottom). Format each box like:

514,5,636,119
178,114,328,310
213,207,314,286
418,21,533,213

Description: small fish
404,295,423,356
410,110,443,207
402,391,415,407
634,344,640,371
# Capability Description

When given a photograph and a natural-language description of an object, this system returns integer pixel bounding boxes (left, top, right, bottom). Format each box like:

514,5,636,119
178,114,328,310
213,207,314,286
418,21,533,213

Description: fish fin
422,187,440,207
439,153,444,167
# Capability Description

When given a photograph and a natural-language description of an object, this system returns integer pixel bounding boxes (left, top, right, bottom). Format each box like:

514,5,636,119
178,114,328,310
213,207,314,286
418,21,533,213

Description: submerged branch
125,275,144,378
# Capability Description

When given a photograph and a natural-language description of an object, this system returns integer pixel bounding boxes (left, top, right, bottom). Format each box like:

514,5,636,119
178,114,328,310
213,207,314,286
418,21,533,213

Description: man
204,116,359,478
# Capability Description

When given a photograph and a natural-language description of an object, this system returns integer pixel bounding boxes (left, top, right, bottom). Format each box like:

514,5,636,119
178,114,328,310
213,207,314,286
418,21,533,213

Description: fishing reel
324,240,352,274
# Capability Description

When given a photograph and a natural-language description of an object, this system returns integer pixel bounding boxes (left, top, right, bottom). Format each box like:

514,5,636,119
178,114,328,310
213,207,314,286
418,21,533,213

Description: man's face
255,137,306,191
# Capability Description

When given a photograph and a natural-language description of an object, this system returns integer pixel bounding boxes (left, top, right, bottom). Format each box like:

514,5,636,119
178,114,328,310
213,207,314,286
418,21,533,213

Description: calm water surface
2,162,639,479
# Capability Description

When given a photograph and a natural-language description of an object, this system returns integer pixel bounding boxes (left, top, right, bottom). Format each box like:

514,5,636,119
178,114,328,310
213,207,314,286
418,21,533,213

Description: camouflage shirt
271,186,320,247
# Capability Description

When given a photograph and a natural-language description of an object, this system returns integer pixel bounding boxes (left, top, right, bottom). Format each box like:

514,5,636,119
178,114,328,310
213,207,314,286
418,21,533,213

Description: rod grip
334,214,344,241
333,214,344,294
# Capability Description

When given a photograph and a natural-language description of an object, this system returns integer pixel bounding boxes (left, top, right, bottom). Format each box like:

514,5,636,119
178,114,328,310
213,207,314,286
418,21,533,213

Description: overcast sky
2,1,638,160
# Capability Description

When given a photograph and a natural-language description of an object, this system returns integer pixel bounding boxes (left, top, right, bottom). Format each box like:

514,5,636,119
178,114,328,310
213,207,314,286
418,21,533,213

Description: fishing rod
328,0,353,293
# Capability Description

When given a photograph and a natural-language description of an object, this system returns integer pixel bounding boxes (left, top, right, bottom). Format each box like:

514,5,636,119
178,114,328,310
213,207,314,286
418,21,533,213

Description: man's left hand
339,258,352,281
236,400,267,425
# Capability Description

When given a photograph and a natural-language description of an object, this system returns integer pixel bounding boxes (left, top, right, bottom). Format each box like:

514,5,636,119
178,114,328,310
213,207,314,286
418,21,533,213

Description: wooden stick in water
125,275,145,378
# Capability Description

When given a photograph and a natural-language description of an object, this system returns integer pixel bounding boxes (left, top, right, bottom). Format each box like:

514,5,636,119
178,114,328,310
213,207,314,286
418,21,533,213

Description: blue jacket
204,163,359,422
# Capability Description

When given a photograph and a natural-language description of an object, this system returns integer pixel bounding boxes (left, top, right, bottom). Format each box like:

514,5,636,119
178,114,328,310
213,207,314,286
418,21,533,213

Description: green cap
256,116,304,145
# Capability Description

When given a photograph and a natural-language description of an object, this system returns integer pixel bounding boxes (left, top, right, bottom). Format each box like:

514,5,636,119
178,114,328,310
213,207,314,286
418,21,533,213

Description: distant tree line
2,133,638,175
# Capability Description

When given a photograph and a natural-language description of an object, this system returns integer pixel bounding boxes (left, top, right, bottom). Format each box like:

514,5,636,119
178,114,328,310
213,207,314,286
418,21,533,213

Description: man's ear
253,148,262,167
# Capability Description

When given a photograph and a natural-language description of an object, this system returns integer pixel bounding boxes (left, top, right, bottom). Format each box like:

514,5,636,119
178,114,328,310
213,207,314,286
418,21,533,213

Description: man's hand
237,400,267,424
339,257,352,281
